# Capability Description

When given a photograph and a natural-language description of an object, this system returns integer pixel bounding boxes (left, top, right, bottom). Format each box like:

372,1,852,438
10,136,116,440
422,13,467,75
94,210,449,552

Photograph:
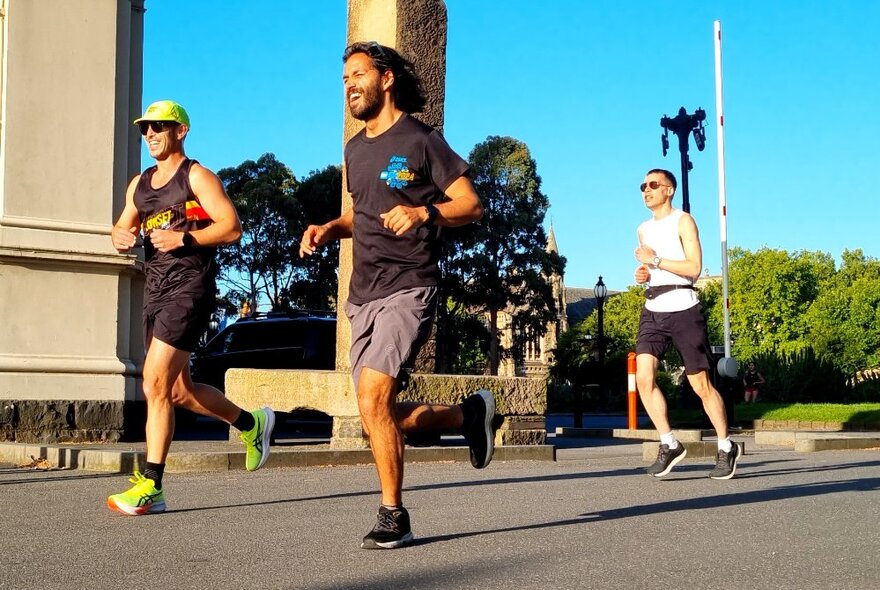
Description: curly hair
343,41,427,114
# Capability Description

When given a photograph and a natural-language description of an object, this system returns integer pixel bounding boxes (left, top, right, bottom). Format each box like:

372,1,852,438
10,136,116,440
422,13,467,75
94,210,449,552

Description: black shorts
636,303,712,373
143,292,212,352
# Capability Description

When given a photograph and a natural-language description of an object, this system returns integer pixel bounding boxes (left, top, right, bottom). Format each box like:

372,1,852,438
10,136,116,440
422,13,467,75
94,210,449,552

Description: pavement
1,416,879,589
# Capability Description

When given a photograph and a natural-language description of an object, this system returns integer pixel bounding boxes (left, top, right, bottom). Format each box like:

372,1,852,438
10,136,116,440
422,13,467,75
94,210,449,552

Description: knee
688,378,714,400
357,391,391,425
636,374,656,396
142,373,171,403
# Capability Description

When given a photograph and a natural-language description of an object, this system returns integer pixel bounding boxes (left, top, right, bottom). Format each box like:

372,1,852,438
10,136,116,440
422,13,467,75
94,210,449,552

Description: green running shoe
240,407,275,471
107,471,166,515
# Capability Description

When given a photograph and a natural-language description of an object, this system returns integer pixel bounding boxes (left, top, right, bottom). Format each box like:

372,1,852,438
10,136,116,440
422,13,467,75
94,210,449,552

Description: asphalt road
1,439,878,590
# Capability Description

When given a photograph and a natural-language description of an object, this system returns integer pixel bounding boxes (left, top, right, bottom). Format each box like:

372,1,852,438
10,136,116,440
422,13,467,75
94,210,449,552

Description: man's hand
111,226,139,252
149,229,186,253
300,224,330,257
634,245,657,266
634,264,651,284
379,205,428,236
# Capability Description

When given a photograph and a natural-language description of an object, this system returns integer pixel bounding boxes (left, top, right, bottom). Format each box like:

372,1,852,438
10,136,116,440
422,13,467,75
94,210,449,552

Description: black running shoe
646,442,687,477
361,506,414,549
460,390,496,469
709,441,742,480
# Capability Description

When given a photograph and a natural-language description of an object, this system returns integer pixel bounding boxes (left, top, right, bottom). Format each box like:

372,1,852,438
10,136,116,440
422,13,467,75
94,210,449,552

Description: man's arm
634,214,702,280
379,175,483,236
148,163,242,252
299,207,354,257
110,176,141,252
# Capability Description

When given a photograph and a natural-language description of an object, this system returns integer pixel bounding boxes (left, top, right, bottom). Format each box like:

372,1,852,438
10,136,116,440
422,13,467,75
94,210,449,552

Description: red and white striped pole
715,20,738,378
627,352,637,430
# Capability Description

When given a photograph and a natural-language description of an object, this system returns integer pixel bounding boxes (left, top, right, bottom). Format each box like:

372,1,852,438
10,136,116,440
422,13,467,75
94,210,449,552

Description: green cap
133,100,190,127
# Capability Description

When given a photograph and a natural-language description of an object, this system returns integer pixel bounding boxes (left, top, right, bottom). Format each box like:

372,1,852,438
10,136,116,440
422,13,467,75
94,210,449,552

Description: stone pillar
0,0,145,442
336,0,448,373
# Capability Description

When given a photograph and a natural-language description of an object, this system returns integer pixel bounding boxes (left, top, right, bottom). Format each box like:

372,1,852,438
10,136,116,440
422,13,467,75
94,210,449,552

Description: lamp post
594,276,608,396
660,106,707,214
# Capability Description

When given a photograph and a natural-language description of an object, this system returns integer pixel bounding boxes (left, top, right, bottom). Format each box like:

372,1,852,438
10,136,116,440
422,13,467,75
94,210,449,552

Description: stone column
0,0,145,442
336,0,448,373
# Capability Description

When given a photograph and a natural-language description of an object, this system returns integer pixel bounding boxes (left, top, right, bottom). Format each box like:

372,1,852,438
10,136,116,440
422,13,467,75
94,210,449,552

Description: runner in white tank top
632,168,742,480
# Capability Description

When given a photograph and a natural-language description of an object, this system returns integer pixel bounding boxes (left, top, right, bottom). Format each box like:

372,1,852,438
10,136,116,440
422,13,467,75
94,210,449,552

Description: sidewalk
3,413,879,473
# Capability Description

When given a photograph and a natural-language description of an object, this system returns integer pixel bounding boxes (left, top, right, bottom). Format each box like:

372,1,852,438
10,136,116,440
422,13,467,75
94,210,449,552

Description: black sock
232,410,255,433
144,462,165,490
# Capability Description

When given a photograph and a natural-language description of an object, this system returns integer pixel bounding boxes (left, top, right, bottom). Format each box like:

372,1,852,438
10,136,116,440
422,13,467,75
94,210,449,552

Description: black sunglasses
640,181,670,192
138,121,178,135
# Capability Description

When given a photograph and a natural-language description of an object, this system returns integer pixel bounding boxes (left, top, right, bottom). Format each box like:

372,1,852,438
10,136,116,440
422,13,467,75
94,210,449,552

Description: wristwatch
182,231,194,248
652,256,661,269
424,203,439,225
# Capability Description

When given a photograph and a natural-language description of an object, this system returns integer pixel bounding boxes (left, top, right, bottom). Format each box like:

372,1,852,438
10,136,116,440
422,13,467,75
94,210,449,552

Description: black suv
190,310,336,392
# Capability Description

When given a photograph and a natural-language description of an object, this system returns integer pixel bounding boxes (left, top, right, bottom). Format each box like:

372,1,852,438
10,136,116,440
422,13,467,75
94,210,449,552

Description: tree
216,153,300,312
805,249,880,375
439,136,565,375
727,247,834,360
285,165,342,310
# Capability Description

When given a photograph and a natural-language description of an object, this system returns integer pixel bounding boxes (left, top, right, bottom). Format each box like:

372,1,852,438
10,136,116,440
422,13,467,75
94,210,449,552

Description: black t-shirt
344,114,470,304
134,158,216,301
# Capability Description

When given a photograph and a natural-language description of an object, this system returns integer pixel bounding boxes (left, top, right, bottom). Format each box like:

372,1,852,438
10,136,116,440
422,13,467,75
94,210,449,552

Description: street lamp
594,276,608,396
660,106,707,213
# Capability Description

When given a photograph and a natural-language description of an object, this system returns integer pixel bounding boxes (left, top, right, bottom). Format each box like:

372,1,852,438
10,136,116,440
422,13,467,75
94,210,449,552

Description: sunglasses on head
138,121,178,135
640,180,670,192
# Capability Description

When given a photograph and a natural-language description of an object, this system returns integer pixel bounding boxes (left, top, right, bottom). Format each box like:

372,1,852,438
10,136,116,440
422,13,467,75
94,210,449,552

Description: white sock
718,437,733,453
660,432,678,449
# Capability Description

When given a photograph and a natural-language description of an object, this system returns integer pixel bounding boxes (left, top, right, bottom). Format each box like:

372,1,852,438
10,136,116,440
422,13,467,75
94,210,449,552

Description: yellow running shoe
239,407,275,471
107,471,166,515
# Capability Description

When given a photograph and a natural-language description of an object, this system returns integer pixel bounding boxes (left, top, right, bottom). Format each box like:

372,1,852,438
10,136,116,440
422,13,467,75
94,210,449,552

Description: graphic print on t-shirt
379,155,416,189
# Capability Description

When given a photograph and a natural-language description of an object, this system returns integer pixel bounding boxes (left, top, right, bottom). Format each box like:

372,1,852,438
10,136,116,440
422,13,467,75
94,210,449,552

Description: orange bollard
627,352,638,430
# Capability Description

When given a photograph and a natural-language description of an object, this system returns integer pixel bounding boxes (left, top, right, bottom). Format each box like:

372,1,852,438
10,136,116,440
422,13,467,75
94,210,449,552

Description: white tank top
638,208,699,312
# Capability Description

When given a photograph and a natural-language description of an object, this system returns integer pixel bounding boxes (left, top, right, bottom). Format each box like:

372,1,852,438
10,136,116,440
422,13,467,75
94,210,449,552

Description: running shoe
240,406,275,471
107,471,166,515
361,506,414,549
460,390,496,469
646,442,687,477
709,441,742,480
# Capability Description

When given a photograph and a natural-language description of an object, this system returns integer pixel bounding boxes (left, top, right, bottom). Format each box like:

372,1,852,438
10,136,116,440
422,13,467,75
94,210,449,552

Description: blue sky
142,1,879,292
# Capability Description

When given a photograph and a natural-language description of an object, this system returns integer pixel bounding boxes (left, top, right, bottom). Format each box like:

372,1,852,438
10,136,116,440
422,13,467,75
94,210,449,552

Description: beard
348,81,383,121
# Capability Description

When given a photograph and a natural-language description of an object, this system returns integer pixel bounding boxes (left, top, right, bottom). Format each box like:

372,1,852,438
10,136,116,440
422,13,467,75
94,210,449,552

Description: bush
749,349,849,402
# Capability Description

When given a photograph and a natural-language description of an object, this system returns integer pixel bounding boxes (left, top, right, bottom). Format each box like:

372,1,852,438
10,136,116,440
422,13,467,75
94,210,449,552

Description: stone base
225,369,548,448
0,399,146,443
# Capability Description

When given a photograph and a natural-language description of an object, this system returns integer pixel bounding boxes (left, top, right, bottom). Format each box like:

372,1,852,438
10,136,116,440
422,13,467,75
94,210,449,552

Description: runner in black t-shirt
300,42,495,549
107,100,275,516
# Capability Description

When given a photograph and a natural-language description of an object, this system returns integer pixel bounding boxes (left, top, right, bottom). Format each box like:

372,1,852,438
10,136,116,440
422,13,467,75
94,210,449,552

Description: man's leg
635,353,672,433
396,390,496,469
107,338,188,515
685,370,728,439
686,371,741,479
172,364,274,471
637,353,687,477
358,367,405,508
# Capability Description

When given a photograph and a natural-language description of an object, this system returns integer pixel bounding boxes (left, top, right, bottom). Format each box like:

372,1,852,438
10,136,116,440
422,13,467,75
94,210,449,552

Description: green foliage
804,249,880,375
578,286,644,362
217,153,300,311
727,247,834,359
286,165,342,310
437,136,564,374
216,157,341,313
748,349,849,402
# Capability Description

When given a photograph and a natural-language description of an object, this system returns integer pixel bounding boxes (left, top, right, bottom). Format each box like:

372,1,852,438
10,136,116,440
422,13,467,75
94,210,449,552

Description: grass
669,402,880,426
734,402,880,424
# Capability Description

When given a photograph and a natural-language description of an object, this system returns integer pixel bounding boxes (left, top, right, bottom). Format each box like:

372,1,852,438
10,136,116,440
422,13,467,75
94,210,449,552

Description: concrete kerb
756,430,880,452
556,427,705,442
0,442,555,473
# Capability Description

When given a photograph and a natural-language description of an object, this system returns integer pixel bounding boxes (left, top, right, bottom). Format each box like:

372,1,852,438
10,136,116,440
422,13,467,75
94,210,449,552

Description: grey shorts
636,303,712,374
344,286,437,391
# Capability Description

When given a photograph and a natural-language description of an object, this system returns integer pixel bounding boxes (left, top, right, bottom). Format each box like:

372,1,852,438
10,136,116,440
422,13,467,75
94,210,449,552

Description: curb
755,431,880,452
0,442,556,473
